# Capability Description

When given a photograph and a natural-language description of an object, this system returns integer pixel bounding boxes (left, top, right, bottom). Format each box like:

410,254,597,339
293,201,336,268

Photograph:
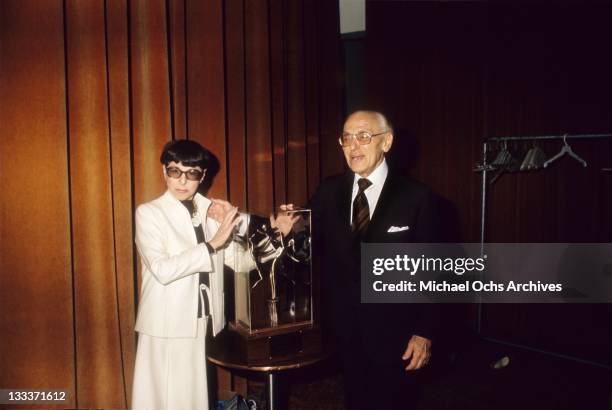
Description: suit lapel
337,173,354,238
193,193,211,229
366,172,396,240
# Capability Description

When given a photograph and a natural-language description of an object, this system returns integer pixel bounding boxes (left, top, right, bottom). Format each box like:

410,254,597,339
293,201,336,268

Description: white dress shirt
350,158,389,224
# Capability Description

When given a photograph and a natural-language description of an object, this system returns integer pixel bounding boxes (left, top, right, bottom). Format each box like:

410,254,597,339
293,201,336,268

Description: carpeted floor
283,340,610,410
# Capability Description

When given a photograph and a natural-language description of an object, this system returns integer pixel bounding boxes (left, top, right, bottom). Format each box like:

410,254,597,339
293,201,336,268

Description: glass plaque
232,209,312,333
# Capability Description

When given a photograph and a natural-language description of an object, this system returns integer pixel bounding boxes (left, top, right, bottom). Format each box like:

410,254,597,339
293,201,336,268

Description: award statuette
220,209,321,365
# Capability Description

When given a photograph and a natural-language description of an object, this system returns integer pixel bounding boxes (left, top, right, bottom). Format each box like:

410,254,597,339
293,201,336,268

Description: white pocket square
387,225,410,233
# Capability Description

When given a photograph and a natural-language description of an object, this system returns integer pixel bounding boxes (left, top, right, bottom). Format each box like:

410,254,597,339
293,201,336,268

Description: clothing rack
475,133,612,354
477,133,612,251
485,133,612,143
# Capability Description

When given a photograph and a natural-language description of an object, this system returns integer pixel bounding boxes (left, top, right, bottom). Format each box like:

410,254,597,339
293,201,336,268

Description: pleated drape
0,0,344,407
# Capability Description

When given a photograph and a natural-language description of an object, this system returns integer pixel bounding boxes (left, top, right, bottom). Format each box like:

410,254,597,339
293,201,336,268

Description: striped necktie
352,178,372,237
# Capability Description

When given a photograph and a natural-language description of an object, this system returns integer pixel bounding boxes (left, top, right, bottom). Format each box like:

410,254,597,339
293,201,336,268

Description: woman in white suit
131,140,250,410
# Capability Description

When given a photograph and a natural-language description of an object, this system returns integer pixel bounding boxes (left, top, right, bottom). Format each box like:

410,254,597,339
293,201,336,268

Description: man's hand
270,204,299,237
208,199,234,223
279,204,295,212
402,335,432,371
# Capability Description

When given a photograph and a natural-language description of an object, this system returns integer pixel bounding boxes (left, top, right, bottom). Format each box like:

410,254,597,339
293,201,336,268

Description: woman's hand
207,199,234,223
207,206,240,251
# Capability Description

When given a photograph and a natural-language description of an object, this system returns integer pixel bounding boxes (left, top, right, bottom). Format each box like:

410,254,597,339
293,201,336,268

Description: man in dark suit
307,110,441,409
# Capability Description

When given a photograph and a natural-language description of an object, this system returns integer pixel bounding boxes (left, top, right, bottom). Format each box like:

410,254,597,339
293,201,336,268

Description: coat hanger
490,141,509,183
491,141,519,169
520,141,547,171
489,140,521,183
543,134,587,168
519,141,534,171
505,141,521,173
491,140,509,168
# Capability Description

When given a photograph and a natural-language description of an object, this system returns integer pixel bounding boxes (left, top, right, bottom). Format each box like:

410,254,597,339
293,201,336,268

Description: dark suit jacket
310,170,441,363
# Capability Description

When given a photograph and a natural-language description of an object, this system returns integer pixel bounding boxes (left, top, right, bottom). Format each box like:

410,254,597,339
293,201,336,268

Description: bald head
344,111,393,136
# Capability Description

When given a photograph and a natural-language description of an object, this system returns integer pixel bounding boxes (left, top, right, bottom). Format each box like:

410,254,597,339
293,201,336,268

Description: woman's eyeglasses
165,167,204,181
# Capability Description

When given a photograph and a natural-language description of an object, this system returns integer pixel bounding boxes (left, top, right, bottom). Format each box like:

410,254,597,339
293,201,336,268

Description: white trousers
131,317,209,410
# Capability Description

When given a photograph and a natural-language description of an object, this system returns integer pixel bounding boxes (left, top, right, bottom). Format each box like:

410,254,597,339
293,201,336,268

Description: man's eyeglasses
338,131,388,147
165,167,205,181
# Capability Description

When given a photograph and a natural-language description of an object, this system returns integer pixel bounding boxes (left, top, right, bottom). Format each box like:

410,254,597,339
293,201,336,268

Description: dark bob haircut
160,139,211,169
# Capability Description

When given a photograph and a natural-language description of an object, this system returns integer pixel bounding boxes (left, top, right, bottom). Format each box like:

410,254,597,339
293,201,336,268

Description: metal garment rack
478,133,612,251
475,133,612,368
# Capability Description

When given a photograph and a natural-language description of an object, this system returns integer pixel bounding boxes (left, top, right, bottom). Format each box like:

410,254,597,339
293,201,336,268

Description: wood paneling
285,0,308,206
244,0,274,215
0,0,75,407
0,0,344,406
269,0,287,208
186,0,227,199
317,0,345,178
168,0,187,140
225,0,247,210
130,0,172,206
303,0,321,199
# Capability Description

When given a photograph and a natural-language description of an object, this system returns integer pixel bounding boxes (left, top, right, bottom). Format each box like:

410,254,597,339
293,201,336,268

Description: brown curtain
0,0,344,408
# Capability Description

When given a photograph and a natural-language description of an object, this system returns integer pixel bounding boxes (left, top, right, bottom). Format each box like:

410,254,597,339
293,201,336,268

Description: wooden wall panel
224,0,247,209
130,0,172,205
269,0,287,208
65,2,125,408
168,0,188,140
317,0,345,178
186,0,227,199
303,0,321,198
0,0,75,406
245,0,274,215
285,0,308,206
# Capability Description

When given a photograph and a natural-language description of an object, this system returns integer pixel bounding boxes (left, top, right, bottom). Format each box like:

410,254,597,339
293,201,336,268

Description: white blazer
134,191,252,338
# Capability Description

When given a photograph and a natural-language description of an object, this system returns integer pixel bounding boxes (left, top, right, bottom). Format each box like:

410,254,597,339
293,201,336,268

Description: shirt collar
352,158,388,190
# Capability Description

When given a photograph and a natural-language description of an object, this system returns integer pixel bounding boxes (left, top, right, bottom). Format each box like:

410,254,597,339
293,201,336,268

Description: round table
208,347,330,410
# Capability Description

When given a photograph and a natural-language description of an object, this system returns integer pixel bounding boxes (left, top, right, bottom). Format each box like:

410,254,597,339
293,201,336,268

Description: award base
218,321,322,366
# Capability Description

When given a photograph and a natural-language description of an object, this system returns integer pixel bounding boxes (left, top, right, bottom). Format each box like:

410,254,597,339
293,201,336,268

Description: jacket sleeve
135,204,213,285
